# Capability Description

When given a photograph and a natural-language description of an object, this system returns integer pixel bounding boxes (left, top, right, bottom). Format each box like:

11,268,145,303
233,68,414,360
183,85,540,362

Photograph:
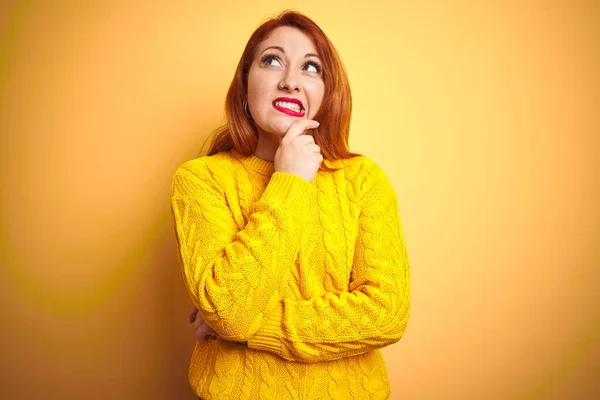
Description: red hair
202,10,363,170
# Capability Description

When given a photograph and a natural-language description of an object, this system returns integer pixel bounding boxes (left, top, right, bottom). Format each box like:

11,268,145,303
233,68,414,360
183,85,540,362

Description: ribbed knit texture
171,148,410,400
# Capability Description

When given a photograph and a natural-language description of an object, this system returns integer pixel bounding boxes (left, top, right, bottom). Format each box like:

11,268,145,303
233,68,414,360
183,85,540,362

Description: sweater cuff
259,172,315,212
247,302,284,355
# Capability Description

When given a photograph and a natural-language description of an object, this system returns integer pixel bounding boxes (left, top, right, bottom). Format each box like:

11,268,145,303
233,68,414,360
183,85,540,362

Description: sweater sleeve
246,163,411,363
170,160,315,342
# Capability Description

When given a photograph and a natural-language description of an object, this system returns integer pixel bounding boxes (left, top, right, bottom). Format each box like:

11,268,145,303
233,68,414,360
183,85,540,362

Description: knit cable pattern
248,163,410,363
171,151,410,399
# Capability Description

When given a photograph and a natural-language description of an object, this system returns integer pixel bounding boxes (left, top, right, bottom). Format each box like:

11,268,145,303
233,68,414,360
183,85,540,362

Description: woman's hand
188,306,219,344
274,119,322,183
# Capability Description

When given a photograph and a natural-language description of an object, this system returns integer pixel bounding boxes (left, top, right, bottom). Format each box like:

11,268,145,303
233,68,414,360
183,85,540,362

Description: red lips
272,97,306,117
273,97,304,110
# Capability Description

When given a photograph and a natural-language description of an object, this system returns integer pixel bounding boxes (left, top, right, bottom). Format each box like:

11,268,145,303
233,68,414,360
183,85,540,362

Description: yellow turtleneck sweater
170,148,410,400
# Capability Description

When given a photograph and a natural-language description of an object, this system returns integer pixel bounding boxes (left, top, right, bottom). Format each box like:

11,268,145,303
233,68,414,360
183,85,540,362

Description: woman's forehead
256,26,318,56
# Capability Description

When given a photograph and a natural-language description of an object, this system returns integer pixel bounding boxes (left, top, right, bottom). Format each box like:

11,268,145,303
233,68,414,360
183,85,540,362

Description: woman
171,10,411,400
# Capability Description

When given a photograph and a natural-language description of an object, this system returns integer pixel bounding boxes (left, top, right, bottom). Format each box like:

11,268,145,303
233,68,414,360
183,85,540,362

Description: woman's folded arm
247,164,411,363
171,160,315,342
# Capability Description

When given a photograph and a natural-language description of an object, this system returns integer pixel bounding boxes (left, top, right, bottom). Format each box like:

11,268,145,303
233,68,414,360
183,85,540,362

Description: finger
195,325,207,341
188,306,198,324
309,144,320,153
194,315,205,331
197,326,216,344
207,327,218,336
201,333,217,343
282,119,320,142
294,135,315,145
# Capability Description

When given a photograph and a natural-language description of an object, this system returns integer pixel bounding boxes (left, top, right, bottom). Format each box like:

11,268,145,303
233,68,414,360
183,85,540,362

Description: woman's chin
270,120,294,136
256,115,303,137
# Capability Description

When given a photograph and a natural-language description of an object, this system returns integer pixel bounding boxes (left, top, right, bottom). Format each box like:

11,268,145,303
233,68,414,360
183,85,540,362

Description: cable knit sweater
170,148,410,400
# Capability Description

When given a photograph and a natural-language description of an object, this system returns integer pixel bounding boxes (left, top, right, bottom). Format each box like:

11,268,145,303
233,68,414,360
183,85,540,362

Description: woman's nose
279,71,300,92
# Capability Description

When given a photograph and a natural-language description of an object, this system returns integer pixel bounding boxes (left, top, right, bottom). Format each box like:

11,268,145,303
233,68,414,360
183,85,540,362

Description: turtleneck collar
229,148,343,177
230,148,275,176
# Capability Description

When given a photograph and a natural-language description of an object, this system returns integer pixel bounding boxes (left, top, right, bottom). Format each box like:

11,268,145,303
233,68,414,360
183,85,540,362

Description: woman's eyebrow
261,45,319,58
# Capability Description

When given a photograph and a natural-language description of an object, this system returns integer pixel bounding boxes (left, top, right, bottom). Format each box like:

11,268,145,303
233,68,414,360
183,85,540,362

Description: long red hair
202,10,362,170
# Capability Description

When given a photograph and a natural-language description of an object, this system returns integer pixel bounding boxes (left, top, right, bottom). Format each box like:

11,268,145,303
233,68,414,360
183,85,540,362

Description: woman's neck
253,130,282,162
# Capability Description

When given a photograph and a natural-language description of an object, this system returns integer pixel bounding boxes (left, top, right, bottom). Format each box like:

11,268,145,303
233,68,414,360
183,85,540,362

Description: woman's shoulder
327,154,396,204
326,153,385,182
174,151,234,177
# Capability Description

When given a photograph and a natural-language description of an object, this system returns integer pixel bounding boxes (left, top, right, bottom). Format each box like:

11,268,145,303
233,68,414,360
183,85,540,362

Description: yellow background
1,1,598,399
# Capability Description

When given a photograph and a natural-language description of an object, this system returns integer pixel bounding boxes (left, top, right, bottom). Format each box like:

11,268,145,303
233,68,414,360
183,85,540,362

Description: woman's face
246,26,325,138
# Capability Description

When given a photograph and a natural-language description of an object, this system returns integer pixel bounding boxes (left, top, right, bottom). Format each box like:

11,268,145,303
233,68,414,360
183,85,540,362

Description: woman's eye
261,55,281,67
261,55,321,73
305,62,322,73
